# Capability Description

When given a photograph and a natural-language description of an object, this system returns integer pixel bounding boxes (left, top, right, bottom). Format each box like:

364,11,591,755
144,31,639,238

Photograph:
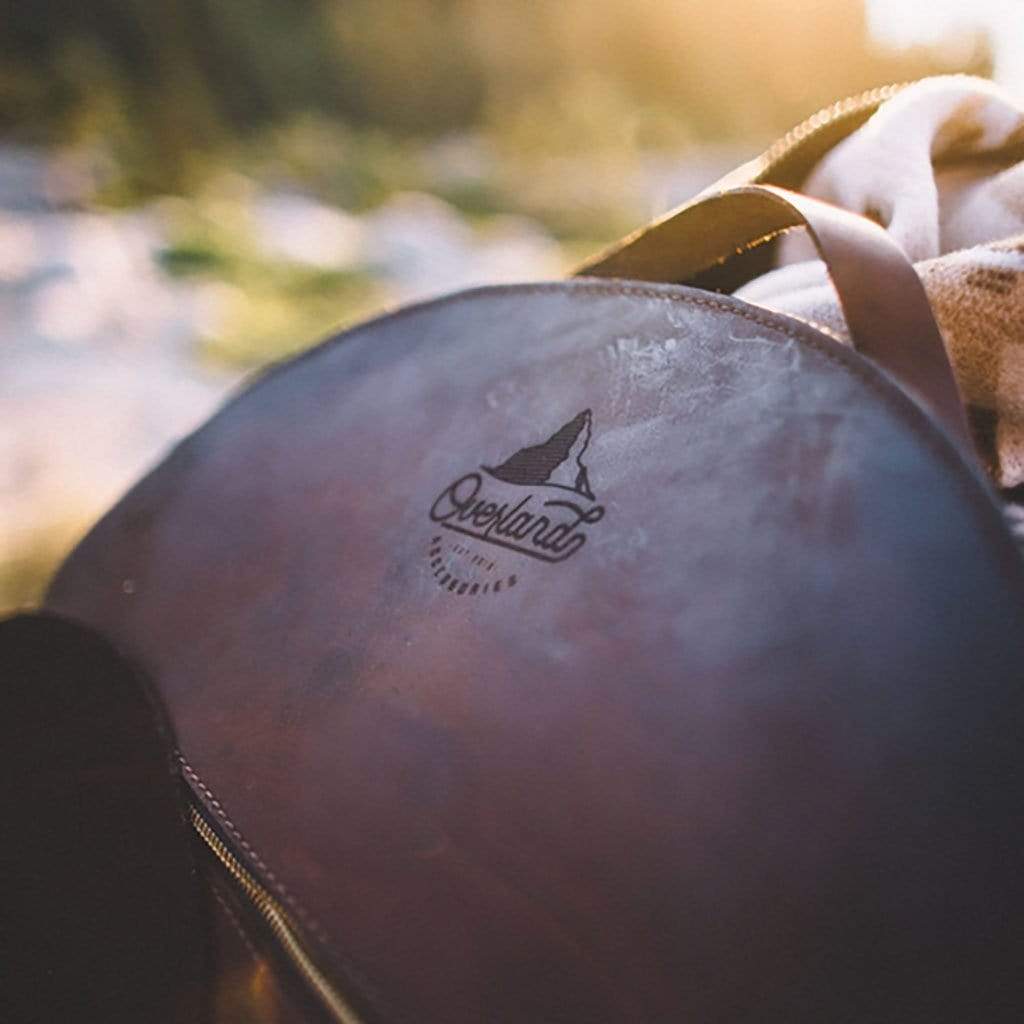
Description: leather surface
46,281,1024,1022
576,185,972,453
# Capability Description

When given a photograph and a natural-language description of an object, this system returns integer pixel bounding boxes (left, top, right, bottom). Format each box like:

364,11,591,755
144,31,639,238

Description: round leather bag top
48,280,1024,1023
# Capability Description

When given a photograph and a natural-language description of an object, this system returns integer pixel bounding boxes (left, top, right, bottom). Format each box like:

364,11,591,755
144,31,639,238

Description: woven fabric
737,77,1024,539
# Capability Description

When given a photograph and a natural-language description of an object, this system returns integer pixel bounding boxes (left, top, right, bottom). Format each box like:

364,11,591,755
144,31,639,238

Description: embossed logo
426,410,606,595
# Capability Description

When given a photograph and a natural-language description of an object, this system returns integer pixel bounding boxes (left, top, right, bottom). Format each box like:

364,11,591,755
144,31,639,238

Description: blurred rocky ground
0,140,739,609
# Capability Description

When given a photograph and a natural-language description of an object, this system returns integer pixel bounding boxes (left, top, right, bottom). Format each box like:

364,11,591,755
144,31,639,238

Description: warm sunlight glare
868,0,1024,97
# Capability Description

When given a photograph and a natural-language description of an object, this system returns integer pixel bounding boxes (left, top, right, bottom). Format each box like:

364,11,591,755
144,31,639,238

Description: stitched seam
732,226,794,258
209,877,261,965
180,755,335,952
791,314,845,344
183,755,394,1020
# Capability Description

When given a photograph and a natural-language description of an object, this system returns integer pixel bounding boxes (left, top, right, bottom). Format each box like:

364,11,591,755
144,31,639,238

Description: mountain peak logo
483,409,595,500
427,410,606,584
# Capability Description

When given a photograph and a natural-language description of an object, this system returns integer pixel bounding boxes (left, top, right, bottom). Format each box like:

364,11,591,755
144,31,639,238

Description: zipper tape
189,801,364,1024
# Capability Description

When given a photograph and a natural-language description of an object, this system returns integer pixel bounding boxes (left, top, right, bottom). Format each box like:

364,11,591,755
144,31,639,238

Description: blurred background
2,0,1022,611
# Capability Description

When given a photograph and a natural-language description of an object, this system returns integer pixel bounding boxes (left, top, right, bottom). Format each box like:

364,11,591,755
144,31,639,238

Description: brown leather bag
43,178,1024,1022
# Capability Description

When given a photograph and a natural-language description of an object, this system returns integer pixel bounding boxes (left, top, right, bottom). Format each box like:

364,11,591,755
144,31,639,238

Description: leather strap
578,184,973,455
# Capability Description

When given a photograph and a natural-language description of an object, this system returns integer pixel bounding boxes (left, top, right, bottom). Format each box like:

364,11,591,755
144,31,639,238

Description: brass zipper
189,802,364,1024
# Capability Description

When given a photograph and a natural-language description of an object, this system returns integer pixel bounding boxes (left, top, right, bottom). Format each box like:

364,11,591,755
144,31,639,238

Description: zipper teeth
755,81,908,179
189,803,364,1024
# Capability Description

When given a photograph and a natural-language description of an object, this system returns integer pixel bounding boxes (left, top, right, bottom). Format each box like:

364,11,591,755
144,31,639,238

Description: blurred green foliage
0,0,986,200
0,524,81,612
153,185,385,366
0,1,991,612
